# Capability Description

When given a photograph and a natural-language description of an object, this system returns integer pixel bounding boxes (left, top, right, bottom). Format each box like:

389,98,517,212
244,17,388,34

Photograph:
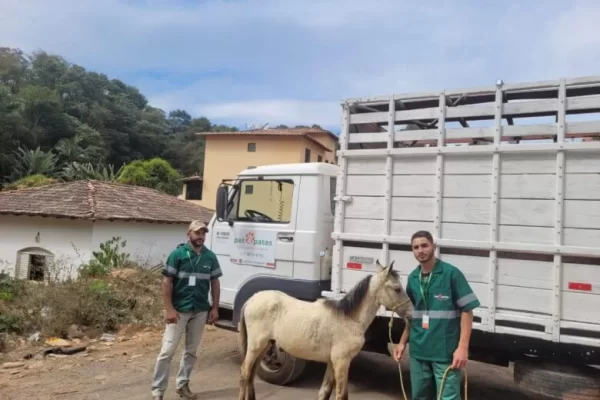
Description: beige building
178,127,338,209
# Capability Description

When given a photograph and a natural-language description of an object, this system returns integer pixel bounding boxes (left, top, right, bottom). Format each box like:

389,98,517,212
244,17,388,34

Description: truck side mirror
216,185,229,222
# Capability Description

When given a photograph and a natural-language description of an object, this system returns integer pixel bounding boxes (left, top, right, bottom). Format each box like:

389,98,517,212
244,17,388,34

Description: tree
117,157,182,195
0,46,239,190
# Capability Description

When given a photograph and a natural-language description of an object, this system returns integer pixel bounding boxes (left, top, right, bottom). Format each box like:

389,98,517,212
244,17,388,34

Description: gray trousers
151,311,208,396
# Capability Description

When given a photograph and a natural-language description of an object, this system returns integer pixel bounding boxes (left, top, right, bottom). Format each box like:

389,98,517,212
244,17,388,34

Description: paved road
0,328,536,399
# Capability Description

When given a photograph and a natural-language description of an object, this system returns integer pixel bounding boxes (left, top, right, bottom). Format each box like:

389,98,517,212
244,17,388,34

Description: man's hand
393,343,406,362
451,346,468,369
208,307,219,324
166,308,179,324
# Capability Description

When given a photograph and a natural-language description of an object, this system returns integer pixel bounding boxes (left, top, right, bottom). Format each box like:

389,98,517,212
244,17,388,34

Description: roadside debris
2,362,25,369
45,337,71,347
100,333,116,342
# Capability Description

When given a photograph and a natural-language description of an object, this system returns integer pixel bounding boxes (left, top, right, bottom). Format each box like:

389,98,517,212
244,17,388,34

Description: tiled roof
0,180,214,224
196,128,338,152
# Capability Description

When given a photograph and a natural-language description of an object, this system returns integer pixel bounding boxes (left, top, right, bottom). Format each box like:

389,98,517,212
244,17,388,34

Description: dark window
304,148,311,162
317,155,323,162
245,184,254,195
330,177,337,215
29,254,46,281
185,181,203,200
248,143,256,152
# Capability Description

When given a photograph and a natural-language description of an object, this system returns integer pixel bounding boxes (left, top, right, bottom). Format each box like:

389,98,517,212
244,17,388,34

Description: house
185,127,339,209
0,180,214,281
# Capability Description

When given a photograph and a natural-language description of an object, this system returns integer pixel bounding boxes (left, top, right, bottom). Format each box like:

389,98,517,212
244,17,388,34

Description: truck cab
205,162,338,330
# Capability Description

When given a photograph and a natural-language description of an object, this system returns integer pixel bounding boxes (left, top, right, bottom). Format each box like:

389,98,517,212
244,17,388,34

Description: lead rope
387,303,468,400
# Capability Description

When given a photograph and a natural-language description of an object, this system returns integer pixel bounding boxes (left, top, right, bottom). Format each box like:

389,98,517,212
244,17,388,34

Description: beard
191,239,204,248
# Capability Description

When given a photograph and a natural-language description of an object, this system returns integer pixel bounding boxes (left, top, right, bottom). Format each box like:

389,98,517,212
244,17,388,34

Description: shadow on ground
263,351,536,400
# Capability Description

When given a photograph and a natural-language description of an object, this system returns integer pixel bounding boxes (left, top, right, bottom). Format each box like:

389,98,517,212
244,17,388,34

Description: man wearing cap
151,220,222,400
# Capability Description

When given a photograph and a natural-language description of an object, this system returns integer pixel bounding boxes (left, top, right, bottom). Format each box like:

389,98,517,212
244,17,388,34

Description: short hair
411,230,434,244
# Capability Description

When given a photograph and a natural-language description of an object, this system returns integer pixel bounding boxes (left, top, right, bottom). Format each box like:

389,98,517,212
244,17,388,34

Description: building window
15,247,54,281
317,155,323,162
248,143,256,152
231,179,295,223
185,181,203,200
304,148,311,162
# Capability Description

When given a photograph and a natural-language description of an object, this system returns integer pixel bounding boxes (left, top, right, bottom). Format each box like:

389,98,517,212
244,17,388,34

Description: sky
2,0,600,133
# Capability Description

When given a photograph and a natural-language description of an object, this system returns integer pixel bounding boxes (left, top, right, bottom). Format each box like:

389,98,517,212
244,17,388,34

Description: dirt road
0,326,535,399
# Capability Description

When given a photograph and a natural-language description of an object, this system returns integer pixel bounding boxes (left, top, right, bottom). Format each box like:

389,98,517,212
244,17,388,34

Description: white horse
237,259,413,400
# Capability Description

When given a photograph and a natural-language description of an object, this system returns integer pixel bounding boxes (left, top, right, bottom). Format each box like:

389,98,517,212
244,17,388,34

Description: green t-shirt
161,243,223,313
406,258,480,362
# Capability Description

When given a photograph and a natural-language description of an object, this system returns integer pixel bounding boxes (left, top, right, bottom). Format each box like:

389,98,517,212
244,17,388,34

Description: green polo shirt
161,243,223,313
406,258,480,362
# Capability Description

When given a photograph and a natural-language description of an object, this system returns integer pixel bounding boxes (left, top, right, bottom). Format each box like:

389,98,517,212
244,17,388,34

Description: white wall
0,215,94,279
0,216,190,280
90,220,189,269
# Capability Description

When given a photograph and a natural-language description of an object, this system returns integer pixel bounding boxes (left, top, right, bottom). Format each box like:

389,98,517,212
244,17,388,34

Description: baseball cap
188,220,209,233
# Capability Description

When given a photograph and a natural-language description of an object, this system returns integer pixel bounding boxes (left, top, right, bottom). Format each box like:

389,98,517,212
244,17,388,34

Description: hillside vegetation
0,47,238,193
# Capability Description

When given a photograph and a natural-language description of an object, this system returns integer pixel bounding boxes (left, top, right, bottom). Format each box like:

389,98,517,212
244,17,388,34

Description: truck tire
256,340,307,386
236,335,307,386
514,359,600,399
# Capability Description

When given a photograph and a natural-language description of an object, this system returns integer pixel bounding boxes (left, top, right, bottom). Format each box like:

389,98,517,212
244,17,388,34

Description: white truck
207,76,600,399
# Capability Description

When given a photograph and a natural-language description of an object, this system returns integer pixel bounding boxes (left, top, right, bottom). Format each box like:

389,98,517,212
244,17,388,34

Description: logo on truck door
231,228,277,268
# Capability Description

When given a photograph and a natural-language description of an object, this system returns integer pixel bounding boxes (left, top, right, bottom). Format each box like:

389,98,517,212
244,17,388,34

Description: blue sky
3,0,600,133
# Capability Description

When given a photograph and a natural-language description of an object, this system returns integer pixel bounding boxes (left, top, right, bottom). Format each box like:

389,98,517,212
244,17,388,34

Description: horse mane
322,268,400,317
323,274,373,316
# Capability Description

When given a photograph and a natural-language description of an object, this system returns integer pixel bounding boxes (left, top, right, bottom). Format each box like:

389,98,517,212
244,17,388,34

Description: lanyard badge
420,272,432,330
187,251,199,287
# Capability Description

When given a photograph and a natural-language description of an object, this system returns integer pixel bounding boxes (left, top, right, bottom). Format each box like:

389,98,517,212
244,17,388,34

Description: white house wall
0,215,94,280
90,220,189,269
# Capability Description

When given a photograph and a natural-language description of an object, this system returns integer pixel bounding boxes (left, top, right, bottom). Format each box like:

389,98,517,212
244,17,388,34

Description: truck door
210,176,299,308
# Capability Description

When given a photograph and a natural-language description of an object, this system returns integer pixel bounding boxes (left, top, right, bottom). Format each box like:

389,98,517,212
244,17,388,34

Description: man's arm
451,268,480,368
210,279,220,310
399,318,410,346
208,254,223,323
161,251,180,323
458,309,473,350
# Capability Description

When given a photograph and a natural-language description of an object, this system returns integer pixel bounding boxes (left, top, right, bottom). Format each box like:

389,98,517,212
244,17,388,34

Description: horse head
375,259,413,319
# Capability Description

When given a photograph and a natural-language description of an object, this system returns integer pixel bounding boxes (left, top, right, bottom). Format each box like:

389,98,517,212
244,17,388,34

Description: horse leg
239,335,270,400
332,358,351,400
317,361,335,400
247,344,269,400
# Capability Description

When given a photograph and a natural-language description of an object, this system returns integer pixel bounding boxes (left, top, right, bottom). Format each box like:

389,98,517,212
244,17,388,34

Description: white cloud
3,0,600,130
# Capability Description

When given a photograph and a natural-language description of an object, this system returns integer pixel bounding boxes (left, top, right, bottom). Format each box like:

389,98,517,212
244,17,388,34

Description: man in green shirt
151,220,222,400
393,230,480,400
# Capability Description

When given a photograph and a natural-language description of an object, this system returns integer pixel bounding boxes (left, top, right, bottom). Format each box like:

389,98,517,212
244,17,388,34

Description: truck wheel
514,359,600,399
255,340,307,386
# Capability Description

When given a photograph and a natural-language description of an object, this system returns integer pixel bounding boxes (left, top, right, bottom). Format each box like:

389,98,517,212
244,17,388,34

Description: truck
206,75,600,399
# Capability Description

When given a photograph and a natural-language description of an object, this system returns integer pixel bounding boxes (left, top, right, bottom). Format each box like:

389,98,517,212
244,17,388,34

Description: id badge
189,276,196,286
422,314,430,329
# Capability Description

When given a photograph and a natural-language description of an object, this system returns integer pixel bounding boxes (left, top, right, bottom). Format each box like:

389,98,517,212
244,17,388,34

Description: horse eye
394,288,403,293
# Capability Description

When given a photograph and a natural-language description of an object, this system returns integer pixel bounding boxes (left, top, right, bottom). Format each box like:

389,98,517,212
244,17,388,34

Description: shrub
0,266,163,338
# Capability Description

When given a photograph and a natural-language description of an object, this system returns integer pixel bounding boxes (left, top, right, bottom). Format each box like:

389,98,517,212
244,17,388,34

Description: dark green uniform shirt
406,258,480,362
161,243,223,313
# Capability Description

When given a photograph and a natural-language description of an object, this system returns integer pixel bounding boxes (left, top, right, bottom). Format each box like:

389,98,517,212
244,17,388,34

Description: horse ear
376,259,384,272
386,260,395,277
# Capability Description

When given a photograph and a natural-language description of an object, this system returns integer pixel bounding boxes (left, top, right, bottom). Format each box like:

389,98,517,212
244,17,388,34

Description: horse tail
238,302,248,358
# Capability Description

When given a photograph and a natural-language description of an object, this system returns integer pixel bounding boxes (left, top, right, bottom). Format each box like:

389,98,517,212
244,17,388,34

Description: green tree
0,46,240,190
117,157,182,195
